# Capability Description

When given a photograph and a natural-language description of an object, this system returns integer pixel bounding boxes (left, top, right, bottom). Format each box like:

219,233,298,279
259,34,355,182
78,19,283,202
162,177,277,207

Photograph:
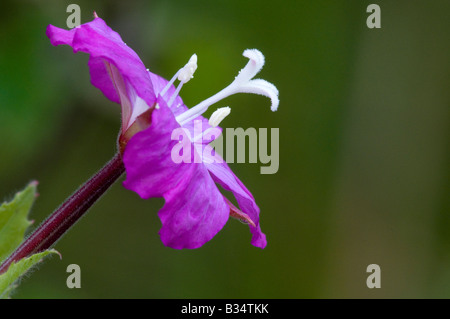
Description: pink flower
46,16,278,249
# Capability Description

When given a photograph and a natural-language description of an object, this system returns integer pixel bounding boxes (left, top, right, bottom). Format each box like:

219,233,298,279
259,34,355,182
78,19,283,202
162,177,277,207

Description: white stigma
176,49,279,126
208,106,231,127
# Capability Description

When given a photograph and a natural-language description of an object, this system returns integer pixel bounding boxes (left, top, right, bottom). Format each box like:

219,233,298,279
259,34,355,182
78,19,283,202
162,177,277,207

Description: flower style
46,15,279,249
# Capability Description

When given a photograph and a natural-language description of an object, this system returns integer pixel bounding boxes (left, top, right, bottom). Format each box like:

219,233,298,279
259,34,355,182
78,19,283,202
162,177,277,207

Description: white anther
208,107,231,127
160,54,198,106
178,54,197,83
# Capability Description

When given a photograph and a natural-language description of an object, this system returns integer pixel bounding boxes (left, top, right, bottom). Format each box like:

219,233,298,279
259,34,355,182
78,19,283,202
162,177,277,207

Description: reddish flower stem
0,152,125,274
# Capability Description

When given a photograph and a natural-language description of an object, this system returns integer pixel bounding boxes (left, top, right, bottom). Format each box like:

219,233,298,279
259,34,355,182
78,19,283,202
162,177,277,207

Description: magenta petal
46,24,77,46
122,98,229,249
203,154,267,249
157,163,230,249
46,18,156,116
122,98,189,197
88,57,120,103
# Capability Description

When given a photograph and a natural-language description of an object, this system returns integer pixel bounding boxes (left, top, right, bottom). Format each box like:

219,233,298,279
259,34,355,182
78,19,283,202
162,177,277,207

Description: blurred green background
0,0,449,298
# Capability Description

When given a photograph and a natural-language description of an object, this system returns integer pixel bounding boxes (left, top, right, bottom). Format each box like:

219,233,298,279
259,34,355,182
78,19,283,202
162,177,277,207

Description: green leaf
0,183,60,298
0,249,59,299
0,182,37,263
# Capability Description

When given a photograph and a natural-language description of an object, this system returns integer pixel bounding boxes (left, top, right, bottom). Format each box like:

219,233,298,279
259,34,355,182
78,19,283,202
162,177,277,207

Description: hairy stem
0,152,125,274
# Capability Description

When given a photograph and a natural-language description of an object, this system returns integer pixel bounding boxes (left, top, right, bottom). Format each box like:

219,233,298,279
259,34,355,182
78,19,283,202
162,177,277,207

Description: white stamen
208,107,231,127
160,70,180,97
160,54,198,107
176,49,278,126
168,81,184,107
